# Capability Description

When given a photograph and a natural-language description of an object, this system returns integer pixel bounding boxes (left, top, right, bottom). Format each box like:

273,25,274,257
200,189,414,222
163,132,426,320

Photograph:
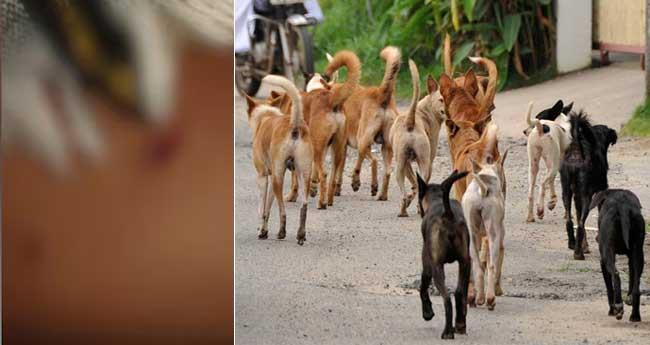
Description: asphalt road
235,60,650,344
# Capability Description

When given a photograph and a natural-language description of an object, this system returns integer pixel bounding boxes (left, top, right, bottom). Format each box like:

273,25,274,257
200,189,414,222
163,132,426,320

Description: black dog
560,111,617,259
417,170,471,339
589,189,645,321
536,100,573,121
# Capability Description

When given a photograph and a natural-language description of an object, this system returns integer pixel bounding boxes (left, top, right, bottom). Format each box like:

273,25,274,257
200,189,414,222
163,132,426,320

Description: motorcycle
235,0,317,96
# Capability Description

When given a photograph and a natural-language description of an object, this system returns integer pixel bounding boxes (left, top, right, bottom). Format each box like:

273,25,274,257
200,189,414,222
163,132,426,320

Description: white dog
462,147,510,311
524,101,573,222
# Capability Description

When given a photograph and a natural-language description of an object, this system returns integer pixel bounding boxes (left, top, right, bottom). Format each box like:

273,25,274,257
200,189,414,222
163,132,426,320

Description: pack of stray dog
242,36,645,340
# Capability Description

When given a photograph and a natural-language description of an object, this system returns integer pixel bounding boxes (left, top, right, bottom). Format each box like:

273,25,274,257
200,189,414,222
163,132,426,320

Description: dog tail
620,208,633,250
441,170,469,219
325,50,361,107
263,75,303,129
444,33,453,76
471,173,489,197
525,101,534,127
481,122,500,162
405,59,420,131
470,56,498,116
326,52,339,83
378,46,401,106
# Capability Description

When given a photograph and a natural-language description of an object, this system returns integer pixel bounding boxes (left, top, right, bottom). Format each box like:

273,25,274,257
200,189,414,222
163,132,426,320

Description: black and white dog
589,189,645,322
560,111,617,260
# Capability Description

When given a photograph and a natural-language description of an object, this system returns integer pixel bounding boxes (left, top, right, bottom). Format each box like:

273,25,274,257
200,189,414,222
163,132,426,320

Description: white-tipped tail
263,75,303,128
326,52,339,83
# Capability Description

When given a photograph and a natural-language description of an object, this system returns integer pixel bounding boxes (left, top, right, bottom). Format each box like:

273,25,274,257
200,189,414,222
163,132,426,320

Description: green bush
312,0,556,99
621,99,650,137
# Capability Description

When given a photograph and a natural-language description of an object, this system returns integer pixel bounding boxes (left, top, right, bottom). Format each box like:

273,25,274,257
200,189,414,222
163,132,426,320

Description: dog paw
536,207,544,220
296,237,305,246
422,305,434,321
441,331,455,340
547,198,557,211
568,240,576,250
309,186,318,198
277,230,286,240
317,202,327,210
397,211,408,218
525,215,535,223
454,323,466,335
351,179,361,192
608,307,616,316
258,230,268,240
377,194,388,201
573,252,585,261
495,285,504,296
370,183,378,196
334,184,342,196
630,314,641,322
284,193,298,202
476,295,485,306
613,304,624,320
486,297,496,311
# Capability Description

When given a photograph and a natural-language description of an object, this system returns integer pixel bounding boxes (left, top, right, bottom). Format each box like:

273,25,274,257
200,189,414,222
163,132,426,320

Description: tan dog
245,75,312,245
329,46,401,200
462,148,510,310
269,51,361,209
389,60,448,217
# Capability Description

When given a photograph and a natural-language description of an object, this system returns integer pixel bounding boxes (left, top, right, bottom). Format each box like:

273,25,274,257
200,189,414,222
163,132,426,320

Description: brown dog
245,75,312,245
268,51,362,209
328,46,401,200
439,54,499,201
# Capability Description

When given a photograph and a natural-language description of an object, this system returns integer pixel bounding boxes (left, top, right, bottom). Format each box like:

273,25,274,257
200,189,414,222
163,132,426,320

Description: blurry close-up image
2,0,233,344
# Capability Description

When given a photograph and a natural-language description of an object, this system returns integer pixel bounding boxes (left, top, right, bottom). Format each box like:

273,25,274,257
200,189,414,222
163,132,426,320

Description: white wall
556,0,592,73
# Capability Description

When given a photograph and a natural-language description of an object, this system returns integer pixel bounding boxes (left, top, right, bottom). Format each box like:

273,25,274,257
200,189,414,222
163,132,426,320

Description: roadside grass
621,99,650,137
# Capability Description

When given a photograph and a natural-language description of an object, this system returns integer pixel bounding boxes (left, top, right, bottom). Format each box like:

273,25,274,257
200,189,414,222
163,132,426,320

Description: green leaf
462,0,476,22
453,41,475,67
537,0,552,5
490,43,506,57
502,14,522,52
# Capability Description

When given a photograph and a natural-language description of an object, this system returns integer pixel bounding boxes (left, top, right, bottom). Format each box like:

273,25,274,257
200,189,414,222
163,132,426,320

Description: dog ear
319,78,332,90
470,158,481,174
445,119,459,137
589,190,608,211
550,100,564,117
608,128,618,146
463,69,479,97
426,75,439,94
473,114,492,133
562,101,574,114
439,74,455,101
245,94,258,113
416,173,428,199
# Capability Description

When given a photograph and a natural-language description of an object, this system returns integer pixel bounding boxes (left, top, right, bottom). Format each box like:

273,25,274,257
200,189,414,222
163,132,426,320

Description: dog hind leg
256,175,271,239
271,172,287,240
395,151,409,217
377,143,393,201
526,149,540,222
560,171,575,249
420,263,434,321
432,265,455,339
629,252,643,321
455,255,471,334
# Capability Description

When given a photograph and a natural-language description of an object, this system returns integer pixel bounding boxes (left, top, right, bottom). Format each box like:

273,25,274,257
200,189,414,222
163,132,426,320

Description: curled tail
378,46,401,106
481,122,499,161
441,170,469,219
471,173,489,197
405,59,420,131
469,56,498,116
444,33,453,75
325,50,361,106
263,75,303,129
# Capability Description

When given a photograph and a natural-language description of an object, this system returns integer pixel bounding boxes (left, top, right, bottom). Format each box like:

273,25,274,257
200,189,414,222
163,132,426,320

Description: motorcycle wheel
235,54,262,97
289,25,314,89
